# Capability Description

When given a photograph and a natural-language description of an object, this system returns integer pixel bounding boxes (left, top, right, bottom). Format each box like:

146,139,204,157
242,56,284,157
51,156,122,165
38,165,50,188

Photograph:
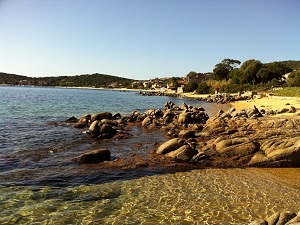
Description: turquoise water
0,86,299,224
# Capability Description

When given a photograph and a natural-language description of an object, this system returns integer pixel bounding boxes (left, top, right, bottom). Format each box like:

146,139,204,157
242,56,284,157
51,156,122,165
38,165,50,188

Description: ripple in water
1,168,300,224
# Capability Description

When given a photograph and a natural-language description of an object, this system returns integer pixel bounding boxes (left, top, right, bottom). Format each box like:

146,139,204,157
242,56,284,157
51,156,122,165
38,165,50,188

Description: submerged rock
72,149,111,164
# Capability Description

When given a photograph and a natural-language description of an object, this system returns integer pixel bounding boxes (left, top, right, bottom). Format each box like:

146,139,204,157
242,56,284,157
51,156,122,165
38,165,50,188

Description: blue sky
0,0,299,80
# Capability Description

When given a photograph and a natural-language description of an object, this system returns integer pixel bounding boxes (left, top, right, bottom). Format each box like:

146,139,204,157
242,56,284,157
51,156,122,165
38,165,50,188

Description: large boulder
72,149,111,164
141,116,153,127
214,137,259,158
178,112,191,124
74,117,89,128
248,137,300,167
191,111,209,123
112,113,122,120
202,118,227,136
100,119,118,127
99,124,116,135
246,105,263,118
165,145,197,162
288,106,297,113
178,130,195,138
156,138,186,154
163,111,175,122
89,120,100,135
91,112,112,122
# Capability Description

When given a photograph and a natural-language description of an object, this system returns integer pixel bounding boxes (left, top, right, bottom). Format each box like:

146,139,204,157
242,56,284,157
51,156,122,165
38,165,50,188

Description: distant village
131,72,212,94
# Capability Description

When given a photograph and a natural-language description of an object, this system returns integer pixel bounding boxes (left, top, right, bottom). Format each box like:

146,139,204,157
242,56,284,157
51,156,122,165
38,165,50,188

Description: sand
230,96,300,115
182,92,300,117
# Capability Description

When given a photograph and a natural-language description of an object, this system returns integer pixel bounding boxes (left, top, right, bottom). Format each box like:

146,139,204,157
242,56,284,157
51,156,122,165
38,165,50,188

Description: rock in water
89,120,100,135
91,112,112,122
72,149,111,164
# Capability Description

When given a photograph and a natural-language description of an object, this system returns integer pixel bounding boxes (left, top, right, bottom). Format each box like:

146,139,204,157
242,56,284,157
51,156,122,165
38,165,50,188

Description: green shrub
287,70,300,86
183,82,198,93
196,82,210,94
220,84,253,93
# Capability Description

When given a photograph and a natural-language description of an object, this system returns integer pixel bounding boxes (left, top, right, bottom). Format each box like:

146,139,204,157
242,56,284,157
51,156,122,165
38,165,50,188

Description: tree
213,63,230,80
213,58,241,80
228,68,242,84
256,67,272,84
183,82,198,93
196,82,210,94
186,71,197,77
168,77,179,88
257,62,292,84
239,59,262,84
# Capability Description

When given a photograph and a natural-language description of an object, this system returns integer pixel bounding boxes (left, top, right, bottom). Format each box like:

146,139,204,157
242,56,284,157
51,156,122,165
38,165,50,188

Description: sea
0,86,299,225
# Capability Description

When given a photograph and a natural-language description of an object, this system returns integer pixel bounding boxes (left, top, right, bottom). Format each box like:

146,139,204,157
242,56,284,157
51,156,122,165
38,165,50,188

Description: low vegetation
269,87,300,97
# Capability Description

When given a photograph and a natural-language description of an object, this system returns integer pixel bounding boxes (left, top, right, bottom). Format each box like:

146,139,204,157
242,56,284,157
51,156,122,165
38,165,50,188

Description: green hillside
0,73,30,85
0,73,136,88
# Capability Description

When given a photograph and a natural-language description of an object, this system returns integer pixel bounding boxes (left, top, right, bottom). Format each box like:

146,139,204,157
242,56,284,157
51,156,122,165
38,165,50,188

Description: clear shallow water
1,168,300,225
1,86,299,224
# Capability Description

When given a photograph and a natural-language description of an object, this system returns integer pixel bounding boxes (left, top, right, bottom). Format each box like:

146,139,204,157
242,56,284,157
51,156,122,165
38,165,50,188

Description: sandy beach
182,92,300,117
231,95,300,108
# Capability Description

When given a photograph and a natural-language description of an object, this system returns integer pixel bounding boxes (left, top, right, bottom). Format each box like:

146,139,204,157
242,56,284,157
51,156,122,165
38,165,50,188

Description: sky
0,0,299,80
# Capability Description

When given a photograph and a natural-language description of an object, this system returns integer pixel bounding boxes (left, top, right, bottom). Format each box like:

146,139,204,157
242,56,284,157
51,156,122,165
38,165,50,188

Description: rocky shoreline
61,101,300,225
65,100,300,168
197,93,252,104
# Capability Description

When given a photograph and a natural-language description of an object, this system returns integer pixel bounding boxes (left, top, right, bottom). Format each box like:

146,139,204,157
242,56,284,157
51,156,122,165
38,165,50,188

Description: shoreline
182,92,300,117
229,96,300,118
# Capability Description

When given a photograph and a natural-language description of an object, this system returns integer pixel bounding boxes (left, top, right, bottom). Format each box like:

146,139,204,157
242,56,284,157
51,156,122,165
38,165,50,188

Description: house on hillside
184,73,206,84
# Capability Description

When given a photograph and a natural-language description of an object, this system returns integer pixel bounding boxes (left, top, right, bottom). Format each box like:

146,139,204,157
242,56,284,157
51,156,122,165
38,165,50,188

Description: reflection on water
1,168,300,225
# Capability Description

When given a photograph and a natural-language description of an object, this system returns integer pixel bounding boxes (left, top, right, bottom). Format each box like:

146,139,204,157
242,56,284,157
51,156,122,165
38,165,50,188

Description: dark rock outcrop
72,149,111,164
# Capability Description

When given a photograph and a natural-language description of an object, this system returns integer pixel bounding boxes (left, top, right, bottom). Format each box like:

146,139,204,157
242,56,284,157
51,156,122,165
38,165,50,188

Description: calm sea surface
0,86,299,224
